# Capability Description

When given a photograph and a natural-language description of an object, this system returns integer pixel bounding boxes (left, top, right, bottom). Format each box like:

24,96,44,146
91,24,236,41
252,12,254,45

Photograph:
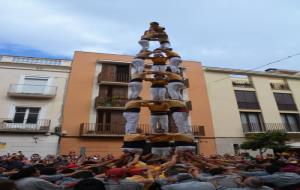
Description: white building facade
204,67,300,155
0,55,71,157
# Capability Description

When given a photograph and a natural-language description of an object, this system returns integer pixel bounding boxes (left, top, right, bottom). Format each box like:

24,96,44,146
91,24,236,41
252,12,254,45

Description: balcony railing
270,82,290,90
80,123,205,137
98,73,130,84
95,97,128,109
0,118,51,133
0,55,71,66
232,79,253,88
242,123,300,133
7,84,57,98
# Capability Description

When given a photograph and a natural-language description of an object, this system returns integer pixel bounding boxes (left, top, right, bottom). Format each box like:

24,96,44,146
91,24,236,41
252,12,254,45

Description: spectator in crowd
0,150,300,190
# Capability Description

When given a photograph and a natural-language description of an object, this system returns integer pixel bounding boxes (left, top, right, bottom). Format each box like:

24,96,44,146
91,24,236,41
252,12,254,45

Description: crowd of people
1,150,300,190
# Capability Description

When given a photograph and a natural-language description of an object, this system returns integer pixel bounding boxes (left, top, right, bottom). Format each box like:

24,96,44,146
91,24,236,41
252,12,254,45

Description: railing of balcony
242,123,300,133
95,97,128,108
80,123,205,136
0,55,70,66
8,84,57,97
0,118,51,132
270,82,290,90
98,73,130,83
232,79,253,88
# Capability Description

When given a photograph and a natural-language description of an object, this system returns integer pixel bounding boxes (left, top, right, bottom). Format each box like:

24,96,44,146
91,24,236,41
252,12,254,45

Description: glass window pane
29,108,40,113
15,107,26,112
240,113,248,125
13,113,25,123
248,113,262,131
26,114,38,124
287,115,298,132
13,107,26,123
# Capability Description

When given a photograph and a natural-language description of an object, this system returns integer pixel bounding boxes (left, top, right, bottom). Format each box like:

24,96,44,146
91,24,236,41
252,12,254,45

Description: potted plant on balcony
104,98,112,107
111,96,122,107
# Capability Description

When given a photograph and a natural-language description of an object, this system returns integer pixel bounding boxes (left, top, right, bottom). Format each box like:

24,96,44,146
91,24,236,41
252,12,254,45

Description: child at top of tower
141,22,169,42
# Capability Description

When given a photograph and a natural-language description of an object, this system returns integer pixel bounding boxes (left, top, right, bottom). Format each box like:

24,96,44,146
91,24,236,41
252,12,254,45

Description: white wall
204,71,244,138
204,69,300,155
251,76,282,124
0,134,59,157
0,63,70,156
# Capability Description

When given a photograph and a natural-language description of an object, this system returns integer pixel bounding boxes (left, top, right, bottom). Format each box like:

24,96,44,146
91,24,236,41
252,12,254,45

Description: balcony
98,73,129,85
79,123,205,137
232,79,253,88
95,97,128,110
7,84,57,99
242,123,300,134
0,118,51,133
270,82,290,90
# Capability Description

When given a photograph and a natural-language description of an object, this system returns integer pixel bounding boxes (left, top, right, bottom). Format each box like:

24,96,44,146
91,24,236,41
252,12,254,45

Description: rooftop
0,55,72,67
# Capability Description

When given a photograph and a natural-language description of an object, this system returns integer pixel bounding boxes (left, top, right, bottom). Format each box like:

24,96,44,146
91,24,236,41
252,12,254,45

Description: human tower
122,22,196,156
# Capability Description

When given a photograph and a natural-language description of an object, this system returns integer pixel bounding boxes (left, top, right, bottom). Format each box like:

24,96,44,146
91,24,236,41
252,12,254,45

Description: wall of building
204,71,244,138
204,68,300,155
0,134,58,157
0,65,69,131
288,79,300,111
251,76,282,124
0,60,70,156
61,52,216,156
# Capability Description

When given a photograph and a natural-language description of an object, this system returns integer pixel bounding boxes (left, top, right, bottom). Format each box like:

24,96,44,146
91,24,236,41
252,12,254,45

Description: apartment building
0,55,71,156
60,51,216,156
204,67,300,155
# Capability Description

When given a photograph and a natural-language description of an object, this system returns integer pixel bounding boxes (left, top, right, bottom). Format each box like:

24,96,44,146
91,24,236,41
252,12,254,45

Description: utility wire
210,52,300,84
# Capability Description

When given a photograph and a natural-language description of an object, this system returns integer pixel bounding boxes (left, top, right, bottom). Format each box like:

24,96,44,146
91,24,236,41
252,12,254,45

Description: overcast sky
0,0,299,70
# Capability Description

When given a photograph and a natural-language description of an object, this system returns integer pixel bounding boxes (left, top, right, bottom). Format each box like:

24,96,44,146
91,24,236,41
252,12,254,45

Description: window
281,113,300,132
22,76,48,94
13,107,41,124
240,112,264,132
235,91,260,109
274,93,297,111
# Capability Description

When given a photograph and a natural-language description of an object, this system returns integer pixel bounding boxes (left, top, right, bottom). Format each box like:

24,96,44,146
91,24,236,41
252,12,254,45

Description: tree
240,131,290,156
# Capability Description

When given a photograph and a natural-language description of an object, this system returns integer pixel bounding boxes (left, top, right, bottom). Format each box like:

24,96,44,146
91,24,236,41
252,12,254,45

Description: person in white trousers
131,58,145,74
123,100,146,133
129,72,146,100
150,53,168,72
143,101,169,133
165,49,182,73
145,73,167,101
167,99,190,133
164,68,184,100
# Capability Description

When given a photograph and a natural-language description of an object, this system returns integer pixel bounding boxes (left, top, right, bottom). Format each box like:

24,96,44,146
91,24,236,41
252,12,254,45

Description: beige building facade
0,55,71,157
204,67,300,155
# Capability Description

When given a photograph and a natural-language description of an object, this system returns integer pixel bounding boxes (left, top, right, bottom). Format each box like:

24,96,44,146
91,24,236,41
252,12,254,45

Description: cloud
0,0,299,70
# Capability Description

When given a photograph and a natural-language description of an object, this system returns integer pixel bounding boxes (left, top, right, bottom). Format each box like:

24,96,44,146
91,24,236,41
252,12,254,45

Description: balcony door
97,111,111,131
116,65,129,82
240,112,264,132
22,76,49,94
